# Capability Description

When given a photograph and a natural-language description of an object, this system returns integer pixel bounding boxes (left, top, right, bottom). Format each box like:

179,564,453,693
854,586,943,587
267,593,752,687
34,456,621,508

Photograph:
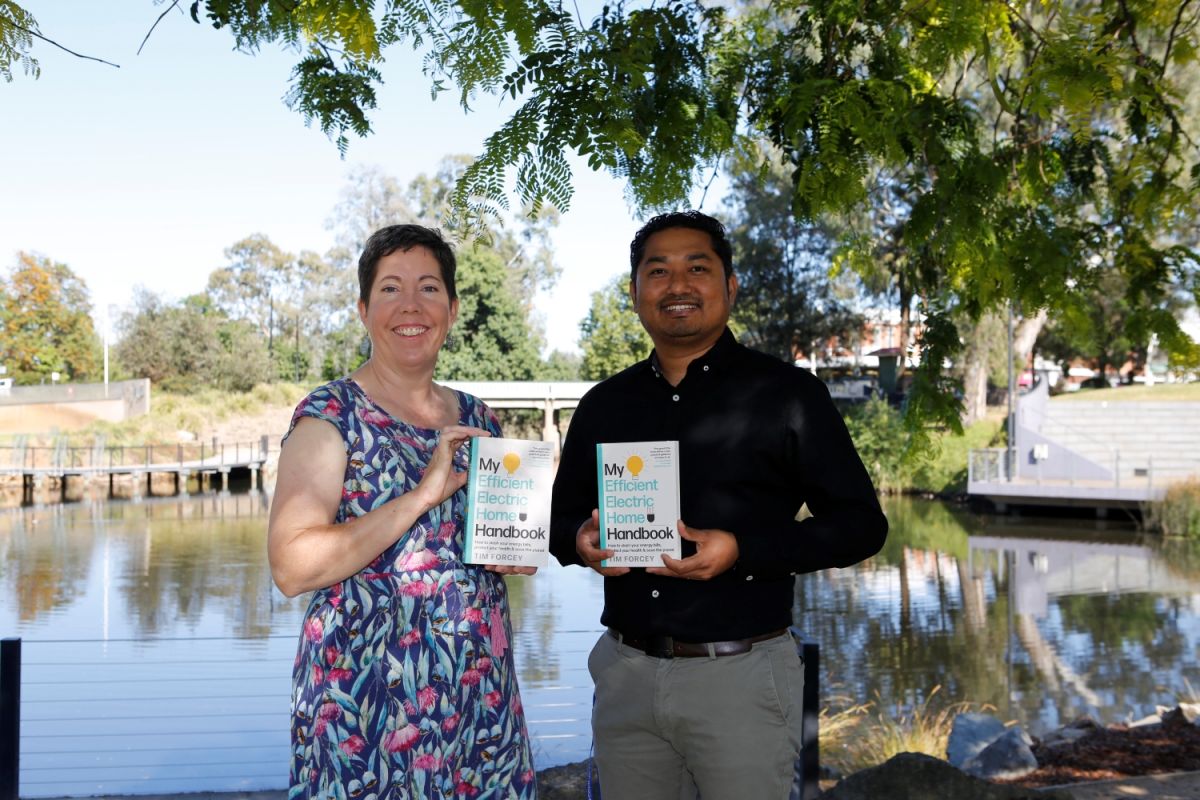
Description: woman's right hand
412,425,491,512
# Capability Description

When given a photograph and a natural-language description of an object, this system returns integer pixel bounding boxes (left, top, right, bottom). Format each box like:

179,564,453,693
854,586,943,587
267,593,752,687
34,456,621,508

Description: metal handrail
0,439,270,474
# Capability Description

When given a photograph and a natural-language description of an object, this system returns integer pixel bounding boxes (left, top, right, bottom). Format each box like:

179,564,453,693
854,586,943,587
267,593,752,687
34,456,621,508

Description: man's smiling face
630,226,737,352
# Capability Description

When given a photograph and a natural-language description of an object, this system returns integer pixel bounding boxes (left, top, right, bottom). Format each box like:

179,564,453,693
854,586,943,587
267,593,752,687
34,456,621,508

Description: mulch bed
997,710,1200,788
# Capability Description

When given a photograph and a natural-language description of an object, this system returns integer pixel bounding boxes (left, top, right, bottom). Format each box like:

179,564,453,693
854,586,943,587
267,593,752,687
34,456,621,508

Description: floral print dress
285,378,537,799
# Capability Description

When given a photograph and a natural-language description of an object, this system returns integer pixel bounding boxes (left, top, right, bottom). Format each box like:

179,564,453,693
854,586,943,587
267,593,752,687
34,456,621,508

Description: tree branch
138,0,182,56
1159,0,1194,78
3,17,119,68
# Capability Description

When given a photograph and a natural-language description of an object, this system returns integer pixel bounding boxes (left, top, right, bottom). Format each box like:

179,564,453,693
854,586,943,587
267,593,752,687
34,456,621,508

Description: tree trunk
961,347,990,426
960,308,1048,426
1013,308,1048,373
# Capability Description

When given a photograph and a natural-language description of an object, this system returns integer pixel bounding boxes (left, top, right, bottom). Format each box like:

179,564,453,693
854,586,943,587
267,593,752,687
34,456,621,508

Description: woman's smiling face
358,246,458,371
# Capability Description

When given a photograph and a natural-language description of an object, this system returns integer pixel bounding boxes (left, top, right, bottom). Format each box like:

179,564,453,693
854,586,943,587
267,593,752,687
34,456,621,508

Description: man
550,210,887,799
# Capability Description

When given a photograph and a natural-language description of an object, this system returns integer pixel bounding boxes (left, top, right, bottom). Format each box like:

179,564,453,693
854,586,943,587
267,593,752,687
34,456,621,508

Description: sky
1,2,717,355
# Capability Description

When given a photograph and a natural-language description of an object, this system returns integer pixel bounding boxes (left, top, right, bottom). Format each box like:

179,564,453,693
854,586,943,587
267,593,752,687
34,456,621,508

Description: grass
819,686,985,776
1144,477,1200,537
4,382,310,447
909,412,1006,496
1051,383,1200,402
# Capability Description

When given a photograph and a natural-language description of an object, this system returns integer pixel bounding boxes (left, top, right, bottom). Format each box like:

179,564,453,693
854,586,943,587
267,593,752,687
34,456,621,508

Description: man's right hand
576,509,630,577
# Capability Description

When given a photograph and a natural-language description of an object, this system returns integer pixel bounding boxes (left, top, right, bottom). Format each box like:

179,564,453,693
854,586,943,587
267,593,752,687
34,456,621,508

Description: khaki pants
588,631,805,800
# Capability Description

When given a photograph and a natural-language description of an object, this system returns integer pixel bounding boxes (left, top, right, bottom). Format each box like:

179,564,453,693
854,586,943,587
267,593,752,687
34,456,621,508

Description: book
463,437,555,567
595,441,682,568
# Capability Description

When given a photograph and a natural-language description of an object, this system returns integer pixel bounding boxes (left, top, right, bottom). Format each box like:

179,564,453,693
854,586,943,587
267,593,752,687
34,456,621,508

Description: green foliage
578,276,652,380
909,414,1006,496
435,248,543,381
0,0,38,81
538,350,580,380
725,140,861,362
0,252,100,383
843,398,912,494
844,398,1004,496
1145,478,1200,537
115,289,272,393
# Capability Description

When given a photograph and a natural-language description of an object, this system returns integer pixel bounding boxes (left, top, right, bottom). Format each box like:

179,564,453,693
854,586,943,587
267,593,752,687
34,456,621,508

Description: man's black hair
628,210,734,285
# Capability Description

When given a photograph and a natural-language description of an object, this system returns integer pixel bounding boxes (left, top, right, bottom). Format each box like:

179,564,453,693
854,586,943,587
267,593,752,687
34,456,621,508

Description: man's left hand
647,520,739,581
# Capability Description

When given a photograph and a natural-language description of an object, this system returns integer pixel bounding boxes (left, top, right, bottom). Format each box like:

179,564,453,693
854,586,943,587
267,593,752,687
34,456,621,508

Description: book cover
463,437,555,567
596,441,682,568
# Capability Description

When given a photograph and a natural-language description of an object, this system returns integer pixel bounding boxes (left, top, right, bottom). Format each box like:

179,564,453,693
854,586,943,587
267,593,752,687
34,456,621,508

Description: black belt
608,627,788,659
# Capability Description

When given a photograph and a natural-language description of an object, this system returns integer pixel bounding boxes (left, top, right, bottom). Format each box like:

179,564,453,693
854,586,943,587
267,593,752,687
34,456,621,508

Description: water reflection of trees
506,571,564,684
116,507,287,639
0,495,298,638
795,498,1200,733
0,508,95,622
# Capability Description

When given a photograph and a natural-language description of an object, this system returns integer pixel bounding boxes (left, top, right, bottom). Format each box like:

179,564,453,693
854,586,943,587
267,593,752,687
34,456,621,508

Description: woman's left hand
485,565,539,575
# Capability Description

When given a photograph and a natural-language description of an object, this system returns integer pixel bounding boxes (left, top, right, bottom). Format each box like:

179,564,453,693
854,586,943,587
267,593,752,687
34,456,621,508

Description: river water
1,493,1198,796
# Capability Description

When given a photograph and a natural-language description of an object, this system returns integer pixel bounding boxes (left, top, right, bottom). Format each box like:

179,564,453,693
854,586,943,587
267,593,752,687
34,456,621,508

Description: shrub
820,686,982,776
1145,478,1200,537
843,398,911,493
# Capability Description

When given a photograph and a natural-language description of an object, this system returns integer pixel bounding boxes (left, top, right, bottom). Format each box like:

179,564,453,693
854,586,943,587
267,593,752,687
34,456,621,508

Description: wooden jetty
0,437,270,505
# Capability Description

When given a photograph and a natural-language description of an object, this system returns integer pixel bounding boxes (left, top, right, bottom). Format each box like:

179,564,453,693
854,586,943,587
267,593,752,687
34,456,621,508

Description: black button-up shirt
550,328,888,642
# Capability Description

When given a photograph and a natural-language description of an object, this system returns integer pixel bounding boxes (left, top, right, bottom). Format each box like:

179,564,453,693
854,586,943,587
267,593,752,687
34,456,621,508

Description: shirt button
703,365,709,372
745,575,754,581
651,590,660,598
672,394,680,402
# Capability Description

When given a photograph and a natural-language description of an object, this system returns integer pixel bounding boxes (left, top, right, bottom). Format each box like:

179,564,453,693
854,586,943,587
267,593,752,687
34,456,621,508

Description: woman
268,224,538,798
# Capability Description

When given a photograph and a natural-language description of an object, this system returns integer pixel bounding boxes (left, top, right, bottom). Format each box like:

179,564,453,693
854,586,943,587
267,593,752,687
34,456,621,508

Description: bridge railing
0,438,271,474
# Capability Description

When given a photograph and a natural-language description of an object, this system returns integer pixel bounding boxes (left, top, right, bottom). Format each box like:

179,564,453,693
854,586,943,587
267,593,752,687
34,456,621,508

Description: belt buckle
647,634,674,659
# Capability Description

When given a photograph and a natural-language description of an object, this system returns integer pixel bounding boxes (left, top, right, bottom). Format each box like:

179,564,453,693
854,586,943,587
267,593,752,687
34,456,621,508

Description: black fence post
789,627,820,800
0,637,20,800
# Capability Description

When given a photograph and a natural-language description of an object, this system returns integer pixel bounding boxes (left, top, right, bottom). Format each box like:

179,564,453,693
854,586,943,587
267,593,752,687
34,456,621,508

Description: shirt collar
646,327,739,380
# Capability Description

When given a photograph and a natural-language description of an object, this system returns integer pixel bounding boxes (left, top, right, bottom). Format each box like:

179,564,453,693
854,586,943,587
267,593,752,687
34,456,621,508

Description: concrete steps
1035,400,1200,481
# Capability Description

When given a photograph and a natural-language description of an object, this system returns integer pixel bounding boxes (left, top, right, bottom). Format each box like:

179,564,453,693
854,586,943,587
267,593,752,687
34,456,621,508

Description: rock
947,712,1008,768
1040,726,1092,749
1157,702,1200,725
1129,712,1163,728
962,726,1038,780
536,759,601,800
816,752,1071,800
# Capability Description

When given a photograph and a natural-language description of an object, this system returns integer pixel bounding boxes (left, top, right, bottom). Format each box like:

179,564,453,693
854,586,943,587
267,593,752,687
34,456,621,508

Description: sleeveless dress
285,378,537,799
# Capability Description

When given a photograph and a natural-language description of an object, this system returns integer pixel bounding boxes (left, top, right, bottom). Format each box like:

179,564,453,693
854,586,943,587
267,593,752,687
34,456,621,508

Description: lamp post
1006,302,1015,482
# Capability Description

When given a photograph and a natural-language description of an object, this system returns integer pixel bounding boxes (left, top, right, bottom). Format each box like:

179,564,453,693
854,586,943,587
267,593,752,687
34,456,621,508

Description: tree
434,247,544,381
578,276,652,381
539,349,581,381
0,1,37,81
0,252,100,383
116,289,271,392
10,1,1198,430
724,141,861,363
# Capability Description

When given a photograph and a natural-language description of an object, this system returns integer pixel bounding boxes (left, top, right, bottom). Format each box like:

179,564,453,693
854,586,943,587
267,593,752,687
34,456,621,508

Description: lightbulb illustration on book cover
464,438,555,567
596,441,681,567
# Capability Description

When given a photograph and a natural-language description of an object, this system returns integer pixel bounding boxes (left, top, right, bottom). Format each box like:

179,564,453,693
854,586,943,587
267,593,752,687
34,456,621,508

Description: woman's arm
267,417,488,597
